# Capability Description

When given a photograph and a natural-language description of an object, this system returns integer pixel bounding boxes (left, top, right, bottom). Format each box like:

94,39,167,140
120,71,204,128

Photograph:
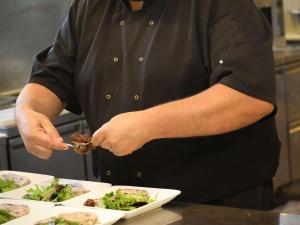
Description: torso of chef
16,0,281,204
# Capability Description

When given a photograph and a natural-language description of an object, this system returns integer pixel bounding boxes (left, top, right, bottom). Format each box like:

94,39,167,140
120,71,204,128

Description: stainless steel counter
116,202,300,225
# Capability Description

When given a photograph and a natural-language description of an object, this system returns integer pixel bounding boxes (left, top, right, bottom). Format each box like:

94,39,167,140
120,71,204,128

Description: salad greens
23,178,75,202
99,189,155,211
0,209,16,224
0,179,20,193
38,217,80,225
55,185,75,202
55,218,80,225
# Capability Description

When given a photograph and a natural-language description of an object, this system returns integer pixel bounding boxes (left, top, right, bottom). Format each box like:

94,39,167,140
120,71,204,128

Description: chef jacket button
139,57,144,62
134,95,140,101
106,170,111,176
137,172,142,178
219,60,224,64
105,94,112,100
149,20,155,26
120,20,125,26
113,57,119,62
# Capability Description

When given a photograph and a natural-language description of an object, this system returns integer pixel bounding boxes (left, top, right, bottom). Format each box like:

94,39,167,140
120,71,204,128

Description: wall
0,0,73,94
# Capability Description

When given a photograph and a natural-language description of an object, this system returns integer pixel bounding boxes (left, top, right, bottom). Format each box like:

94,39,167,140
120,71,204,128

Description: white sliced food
0,173,30,187
0,204,30,218
70,183,90,196
118,188,149,197
34,217,55,225
59,212,100,225
35,212,100,225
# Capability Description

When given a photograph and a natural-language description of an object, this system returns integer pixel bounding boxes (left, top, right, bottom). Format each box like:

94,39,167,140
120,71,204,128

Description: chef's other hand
16,108,68,159
91,111,152,156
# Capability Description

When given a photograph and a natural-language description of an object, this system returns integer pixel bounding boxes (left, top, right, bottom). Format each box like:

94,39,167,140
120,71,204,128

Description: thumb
91,124,107,146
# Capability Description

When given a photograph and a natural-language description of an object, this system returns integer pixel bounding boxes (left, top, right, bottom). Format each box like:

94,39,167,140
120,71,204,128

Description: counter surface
116,202,300,225
274,46,300,67
0,107,71,129
0,107,83,138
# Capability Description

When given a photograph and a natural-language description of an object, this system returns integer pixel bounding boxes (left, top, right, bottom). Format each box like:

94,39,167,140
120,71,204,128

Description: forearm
15,83,64,122
145,84,274,139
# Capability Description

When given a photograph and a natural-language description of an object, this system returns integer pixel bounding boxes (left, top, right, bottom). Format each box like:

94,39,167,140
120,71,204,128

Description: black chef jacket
29,0,281,203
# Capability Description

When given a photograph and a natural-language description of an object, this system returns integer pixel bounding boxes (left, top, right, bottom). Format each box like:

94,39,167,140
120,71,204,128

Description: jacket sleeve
204,0,276,106
29,0,82,114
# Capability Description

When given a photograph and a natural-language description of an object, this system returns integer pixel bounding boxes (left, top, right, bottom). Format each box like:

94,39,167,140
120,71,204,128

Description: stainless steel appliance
0,134,8,170
290,10,300,33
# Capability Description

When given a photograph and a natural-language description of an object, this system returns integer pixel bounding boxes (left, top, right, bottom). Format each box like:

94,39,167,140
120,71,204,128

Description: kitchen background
0,0,300,212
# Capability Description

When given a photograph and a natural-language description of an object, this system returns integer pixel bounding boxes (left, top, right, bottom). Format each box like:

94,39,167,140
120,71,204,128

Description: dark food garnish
71,133,95,154
84,199,97,207
71,133,92,143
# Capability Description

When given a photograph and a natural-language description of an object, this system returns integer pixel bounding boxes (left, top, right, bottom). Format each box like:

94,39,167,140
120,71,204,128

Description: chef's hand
91,111,153,156
16,109,68,159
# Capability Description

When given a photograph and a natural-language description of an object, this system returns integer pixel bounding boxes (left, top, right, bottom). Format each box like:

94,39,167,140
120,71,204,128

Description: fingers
17,109,68,160
41,120,68,150
98,139,134,157
26,144,53,160
92,124,112,151
91,125,107,147
41,119,62,140
27,127,66,151
113,151,131,157
92,122,136,157
92,130,118,155
100,139,111,151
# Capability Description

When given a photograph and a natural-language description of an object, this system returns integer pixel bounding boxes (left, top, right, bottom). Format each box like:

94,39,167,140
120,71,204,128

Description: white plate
28,206,124,225
112,208,183,225
0,170,53,195
0,199,124,225
0,178,111,203
63,185,181,219
0,198,53,225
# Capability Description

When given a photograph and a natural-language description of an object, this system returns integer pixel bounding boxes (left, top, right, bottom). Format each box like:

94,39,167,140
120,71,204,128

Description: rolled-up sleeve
29,0,82,114
206,0,276,105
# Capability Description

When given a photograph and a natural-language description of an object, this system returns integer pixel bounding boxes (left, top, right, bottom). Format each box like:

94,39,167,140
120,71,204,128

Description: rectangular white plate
0,178,111,203
0,199,124,225
63,185,181,219
0,198,53,225
26,206,124,225
0,170,53,196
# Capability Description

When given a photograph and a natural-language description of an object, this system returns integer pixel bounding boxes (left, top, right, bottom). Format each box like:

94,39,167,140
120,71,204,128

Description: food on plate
71,133,95,154
0,173,30,193
84,188,155,211
23,178,89,202
35,212,100,225
0,204,30,224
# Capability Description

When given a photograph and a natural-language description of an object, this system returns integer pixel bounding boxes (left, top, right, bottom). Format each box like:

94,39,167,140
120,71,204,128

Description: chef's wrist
15,102,33,119
142,108,161,142
15,98,43,114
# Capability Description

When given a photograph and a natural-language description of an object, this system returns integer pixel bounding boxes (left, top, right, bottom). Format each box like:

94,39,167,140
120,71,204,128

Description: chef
15,0,280,209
